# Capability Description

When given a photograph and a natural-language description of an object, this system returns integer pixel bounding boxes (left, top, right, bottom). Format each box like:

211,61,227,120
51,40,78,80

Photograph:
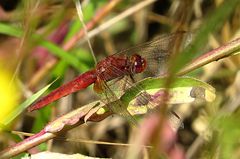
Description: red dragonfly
28,32,190,124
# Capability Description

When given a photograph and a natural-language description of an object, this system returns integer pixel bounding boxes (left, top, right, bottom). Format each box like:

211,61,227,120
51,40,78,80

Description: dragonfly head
130,54,147,74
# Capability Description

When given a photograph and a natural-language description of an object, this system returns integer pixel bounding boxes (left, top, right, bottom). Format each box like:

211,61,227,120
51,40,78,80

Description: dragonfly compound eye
131,54,147,73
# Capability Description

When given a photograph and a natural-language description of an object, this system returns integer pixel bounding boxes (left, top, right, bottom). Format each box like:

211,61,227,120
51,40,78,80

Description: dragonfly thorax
95,54,146,83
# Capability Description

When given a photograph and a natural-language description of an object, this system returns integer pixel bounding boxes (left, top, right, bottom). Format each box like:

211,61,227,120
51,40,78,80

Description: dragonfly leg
93,78,104,94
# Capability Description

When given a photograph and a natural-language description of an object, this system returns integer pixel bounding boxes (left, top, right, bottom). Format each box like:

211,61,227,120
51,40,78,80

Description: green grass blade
121,76,215,105
2,80,56,125
0,23,22,37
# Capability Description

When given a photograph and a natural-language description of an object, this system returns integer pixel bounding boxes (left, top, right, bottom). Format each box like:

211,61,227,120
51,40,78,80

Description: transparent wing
113,32,192,78
97,70,138,126
96,32,191,125
100,64,154,116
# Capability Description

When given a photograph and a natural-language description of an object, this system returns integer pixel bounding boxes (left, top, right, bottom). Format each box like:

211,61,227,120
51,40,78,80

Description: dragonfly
28,32,191,124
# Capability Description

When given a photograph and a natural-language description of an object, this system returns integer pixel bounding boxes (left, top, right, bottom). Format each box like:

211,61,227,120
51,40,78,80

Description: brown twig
0,130,55,159
0,110,112,159
177,37,240,76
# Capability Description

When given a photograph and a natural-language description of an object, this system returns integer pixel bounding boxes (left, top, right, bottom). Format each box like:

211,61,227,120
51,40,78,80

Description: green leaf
37,38,82,71
120,77,215,115
0,23,22,37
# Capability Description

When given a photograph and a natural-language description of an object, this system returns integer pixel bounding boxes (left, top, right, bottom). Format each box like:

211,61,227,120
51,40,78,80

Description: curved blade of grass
0,23,82,71
121,76,215,106
0,23,22,37
97,77,215,116
2,80,57,125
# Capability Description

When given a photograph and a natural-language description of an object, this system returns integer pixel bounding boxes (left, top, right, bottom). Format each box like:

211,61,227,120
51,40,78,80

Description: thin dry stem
78,0,157,44
74,0,97,65
11,130,152,148
0,130,55,159
178,37,240,76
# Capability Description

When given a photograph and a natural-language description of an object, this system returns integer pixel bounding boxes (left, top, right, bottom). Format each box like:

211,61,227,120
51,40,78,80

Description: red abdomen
28,69,97,112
